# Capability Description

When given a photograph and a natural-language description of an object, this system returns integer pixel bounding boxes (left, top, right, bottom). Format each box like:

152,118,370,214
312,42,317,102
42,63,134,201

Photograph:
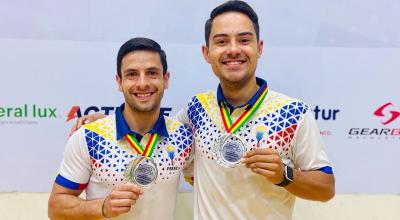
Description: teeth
136,93,152,97
226,61,242,65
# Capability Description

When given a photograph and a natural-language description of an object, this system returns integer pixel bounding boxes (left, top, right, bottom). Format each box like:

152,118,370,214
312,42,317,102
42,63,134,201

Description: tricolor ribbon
125,133,159,157
220,86,268,134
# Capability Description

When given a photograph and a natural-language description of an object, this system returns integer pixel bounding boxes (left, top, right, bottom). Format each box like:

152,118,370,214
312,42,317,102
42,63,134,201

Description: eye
240,38,250,44
148,70,159,77
215,39,227,46
125,71,138,79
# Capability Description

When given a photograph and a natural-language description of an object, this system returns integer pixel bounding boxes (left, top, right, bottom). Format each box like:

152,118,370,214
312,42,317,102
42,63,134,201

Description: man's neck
221,77,259,107
122,104,160,136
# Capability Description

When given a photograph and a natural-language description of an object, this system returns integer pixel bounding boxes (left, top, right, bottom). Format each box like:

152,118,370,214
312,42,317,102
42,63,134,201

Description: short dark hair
205,0,259,46
117,37,168,76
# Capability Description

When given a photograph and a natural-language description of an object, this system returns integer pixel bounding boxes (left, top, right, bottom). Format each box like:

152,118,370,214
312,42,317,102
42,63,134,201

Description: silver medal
213,133,246,168
125,156,158,188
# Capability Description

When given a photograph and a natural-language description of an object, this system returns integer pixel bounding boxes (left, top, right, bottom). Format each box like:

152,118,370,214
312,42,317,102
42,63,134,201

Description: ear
163,71,170,90
116,74,122,92
257,40,264,58
202,45,211,63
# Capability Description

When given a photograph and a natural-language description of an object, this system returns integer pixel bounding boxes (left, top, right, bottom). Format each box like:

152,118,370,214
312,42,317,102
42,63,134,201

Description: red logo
66,106,80,121
373,102,400,125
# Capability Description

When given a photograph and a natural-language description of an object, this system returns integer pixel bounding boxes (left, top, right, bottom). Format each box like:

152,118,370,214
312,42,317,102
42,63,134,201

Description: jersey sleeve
178,122,194,166
290,109,333,173
55,127,91,190
175,99,195,184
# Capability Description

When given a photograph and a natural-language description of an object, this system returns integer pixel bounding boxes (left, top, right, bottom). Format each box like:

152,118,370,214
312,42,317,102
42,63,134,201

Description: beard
123,91,164,113
217,71,255,90
128,101,158,112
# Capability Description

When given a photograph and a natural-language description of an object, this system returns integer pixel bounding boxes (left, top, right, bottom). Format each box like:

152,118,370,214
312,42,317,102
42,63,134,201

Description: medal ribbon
124,133,159,157
220,86,268,134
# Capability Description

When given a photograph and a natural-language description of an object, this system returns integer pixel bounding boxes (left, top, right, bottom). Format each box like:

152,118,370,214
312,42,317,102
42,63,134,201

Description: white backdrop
1,0,399,193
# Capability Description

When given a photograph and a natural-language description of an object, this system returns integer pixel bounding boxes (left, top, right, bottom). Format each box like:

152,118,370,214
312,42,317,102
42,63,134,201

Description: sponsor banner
1,1,399,194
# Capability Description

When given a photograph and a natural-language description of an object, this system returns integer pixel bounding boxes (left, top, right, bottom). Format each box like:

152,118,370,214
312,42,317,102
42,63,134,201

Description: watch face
285,165,294,182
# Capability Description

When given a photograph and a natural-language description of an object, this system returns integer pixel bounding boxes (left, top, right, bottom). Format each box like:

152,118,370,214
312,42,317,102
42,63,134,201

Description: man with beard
49,37,193,220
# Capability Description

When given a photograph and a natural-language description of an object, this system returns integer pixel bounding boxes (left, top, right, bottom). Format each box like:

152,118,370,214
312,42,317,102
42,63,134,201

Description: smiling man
48,37,193,220
67,1,335,220
176,1,335,219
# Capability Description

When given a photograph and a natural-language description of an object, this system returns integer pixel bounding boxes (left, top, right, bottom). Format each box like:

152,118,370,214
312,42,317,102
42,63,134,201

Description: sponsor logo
0,104,57,118
0,104,58,125
348,102,399,140
166,166,180,171
313,105,340,121
313,106,340,136
348,128,400,136
66,106,172,121
373,102,400,125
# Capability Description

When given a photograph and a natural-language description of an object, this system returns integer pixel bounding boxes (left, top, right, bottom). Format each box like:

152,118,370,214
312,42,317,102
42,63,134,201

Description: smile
222,60,246,65
134,92,154,98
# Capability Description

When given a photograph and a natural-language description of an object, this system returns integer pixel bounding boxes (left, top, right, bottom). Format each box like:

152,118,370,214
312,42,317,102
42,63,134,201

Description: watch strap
276,165,293,187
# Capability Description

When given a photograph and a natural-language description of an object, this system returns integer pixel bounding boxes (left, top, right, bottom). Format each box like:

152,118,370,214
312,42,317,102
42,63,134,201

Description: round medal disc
125,156,158,188
213,133,245,168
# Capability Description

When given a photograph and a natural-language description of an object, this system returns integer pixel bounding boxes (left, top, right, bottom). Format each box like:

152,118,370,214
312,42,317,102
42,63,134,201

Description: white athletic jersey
55,109,193,220
177,79,332,220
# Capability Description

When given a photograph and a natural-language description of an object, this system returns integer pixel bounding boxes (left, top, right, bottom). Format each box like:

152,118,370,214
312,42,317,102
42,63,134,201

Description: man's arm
286,169,334,202
48,184,103,220
48,182,144,220
69,113,106,137
242,148,335,202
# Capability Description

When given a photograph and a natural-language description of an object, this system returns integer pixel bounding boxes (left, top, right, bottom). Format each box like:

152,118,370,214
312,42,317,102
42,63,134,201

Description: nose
136,72,149,89
226,40,241,57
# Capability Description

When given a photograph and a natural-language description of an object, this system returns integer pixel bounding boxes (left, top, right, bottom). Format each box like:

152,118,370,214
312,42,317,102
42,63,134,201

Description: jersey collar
115,103,169,140
217,77,267,110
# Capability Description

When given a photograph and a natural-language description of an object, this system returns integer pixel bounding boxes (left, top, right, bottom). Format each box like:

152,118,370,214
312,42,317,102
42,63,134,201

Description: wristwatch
276,165,293,187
